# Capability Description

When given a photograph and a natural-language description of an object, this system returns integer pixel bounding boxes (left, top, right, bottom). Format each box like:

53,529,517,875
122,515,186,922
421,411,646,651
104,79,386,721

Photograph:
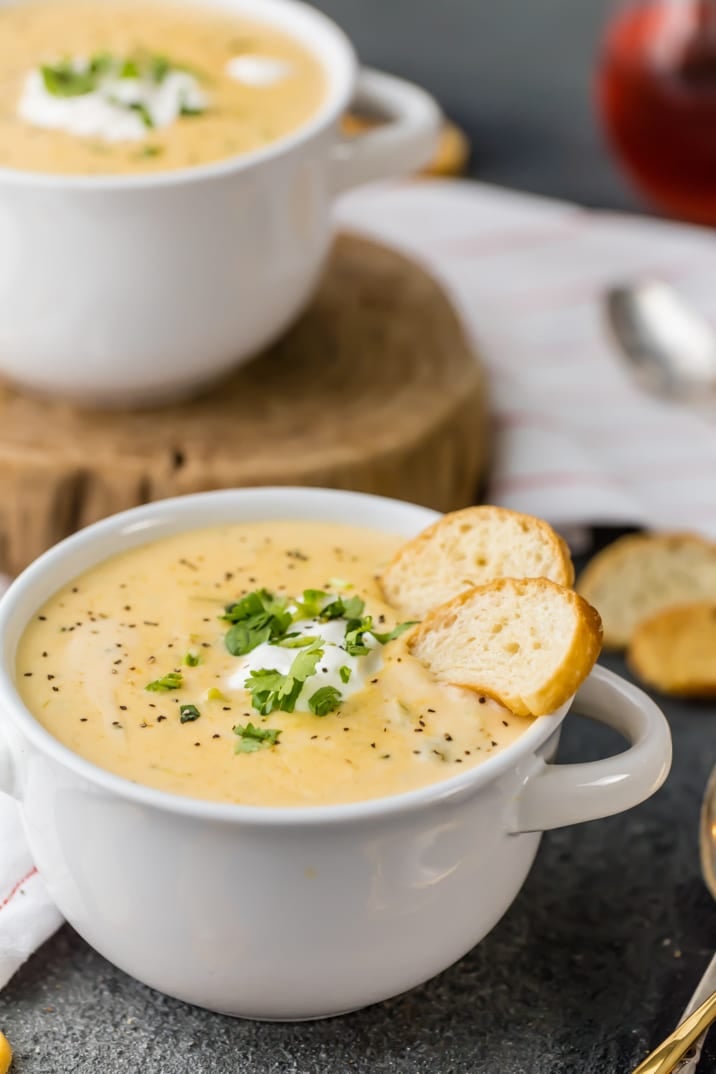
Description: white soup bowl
0,488,672,1019
0,0,441,405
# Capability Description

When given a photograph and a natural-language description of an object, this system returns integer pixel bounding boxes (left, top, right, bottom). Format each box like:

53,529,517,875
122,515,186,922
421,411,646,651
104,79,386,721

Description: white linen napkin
3,179,716,987
338,180,716,538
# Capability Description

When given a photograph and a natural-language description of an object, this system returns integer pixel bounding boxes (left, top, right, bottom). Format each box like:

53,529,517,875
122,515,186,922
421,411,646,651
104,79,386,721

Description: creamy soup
0,0,325,174
16,521,530,807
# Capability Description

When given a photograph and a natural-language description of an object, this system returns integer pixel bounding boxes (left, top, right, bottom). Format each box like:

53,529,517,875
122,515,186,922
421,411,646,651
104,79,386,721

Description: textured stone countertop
1,641,714,1074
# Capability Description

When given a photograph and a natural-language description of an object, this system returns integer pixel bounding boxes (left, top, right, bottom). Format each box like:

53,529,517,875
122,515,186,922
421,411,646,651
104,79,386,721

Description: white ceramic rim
0,488,567,826
0,0,356,190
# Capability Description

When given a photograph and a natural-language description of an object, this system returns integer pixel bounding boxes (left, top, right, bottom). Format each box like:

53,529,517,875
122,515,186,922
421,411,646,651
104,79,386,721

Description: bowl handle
331,67,441,194
509,665,672,834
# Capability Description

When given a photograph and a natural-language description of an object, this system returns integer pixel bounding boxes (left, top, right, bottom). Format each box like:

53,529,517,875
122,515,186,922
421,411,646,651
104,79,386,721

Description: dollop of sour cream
18,60,207,142
225,54,293,87
227,616,382,711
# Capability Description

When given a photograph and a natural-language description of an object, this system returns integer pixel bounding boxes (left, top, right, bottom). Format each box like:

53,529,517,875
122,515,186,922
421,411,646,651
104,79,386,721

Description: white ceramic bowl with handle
0,0,440,407
0,488,672,1020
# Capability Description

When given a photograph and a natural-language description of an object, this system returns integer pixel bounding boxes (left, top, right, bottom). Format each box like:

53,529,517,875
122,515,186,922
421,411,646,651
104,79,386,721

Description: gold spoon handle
631,991,716,1074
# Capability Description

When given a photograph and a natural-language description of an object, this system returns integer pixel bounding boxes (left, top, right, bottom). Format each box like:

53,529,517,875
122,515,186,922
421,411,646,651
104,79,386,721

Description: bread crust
380,505,574,619
409,577,603,717
628,601,716,697
577,532,716,649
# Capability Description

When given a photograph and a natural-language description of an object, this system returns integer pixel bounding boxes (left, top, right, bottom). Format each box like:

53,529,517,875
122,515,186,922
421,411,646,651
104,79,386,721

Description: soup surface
16,521,531,807
0,0,325,174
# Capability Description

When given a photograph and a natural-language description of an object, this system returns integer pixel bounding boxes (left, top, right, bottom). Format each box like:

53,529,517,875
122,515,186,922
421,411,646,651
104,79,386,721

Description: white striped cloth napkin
338,179,716,538
3,179,716,988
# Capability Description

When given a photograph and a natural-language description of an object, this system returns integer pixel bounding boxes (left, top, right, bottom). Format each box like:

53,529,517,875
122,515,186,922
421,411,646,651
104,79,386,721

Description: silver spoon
605,281,716,399
632,766,716,1074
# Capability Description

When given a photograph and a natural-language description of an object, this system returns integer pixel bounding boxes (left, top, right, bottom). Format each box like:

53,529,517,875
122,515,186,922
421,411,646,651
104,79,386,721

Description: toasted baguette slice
577,533,716,649
380,506,574,619
628,601,716,697
409,577,602,717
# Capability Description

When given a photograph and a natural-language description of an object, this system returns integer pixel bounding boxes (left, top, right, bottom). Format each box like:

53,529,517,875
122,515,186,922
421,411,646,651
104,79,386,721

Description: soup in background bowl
0,488,671,1018
0,0,326,174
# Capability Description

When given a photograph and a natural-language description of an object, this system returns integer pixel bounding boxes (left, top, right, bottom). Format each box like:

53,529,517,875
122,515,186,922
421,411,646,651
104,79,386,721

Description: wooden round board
0,234,489,575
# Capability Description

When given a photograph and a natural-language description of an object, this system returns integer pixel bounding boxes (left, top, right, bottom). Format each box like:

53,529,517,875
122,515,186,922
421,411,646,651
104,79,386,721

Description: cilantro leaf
41,62,96,98
244,668,302,715
222,589,293,656
318,594,365,621
289,645,323,681
225,620,271,656
339,665,352,684
293,589,328,619
128,101,154,129
342,595,366,619
222,591,267,622
233,722,281,753
179,704,201,723
149,54,171,82
145,671,183,692
371,621,419,644
119,58,139,78
277,633,320,649
243,644,323,716
308,686,342,716
344,616,374,657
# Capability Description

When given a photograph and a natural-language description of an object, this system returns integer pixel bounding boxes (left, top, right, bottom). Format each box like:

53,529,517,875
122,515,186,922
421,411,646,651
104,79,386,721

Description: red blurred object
598,0,716,225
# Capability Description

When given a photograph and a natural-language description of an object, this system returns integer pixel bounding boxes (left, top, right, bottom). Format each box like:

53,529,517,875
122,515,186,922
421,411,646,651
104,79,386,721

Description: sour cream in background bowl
0,0,440,406
0,487,672,1019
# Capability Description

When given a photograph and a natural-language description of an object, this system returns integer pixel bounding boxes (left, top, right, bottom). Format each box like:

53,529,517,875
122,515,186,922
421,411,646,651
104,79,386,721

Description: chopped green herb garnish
339,665,352,684
223,589,292,656
320,594,365,621
88,53,114,77
145,671,183,692
371,621,419,644
119,58,139,78
244,645,323,715
277,633,320,648
233,722,281,753
289,645,323,682
225,621,271,656
244,668,301,715
136,144,163,159
183,652,200,667
293,588,328,619
41,61,96,98
179,704,201,723
344,616,374,657
308,686,342,716
129,101,154,129
149,54,171,82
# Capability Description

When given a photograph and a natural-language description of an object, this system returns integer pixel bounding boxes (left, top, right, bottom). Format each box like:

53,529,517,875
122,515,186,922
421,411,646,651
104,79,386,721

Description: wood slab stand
0,234,489,575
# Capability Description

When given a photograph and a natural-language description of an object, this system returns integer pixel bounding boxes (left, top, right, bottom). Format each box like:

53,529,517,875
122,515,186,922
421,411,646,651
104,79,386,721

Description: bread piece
380,506,574,619
342,115,470,177
577,533,716,649
628,601,716,697
409,577,602,717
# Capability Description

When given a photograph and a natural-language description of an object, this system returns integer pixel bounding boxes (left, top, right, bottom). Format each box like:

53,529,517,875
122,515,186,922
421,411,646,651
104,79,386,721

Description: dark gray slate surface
1,640,716,1071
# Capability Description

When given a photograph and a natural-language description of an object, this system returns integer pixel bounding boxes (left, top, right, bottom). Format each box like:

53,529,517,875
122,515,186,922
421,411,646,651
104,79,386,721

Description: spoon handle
672,953,716,1074
630,990,716,1074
